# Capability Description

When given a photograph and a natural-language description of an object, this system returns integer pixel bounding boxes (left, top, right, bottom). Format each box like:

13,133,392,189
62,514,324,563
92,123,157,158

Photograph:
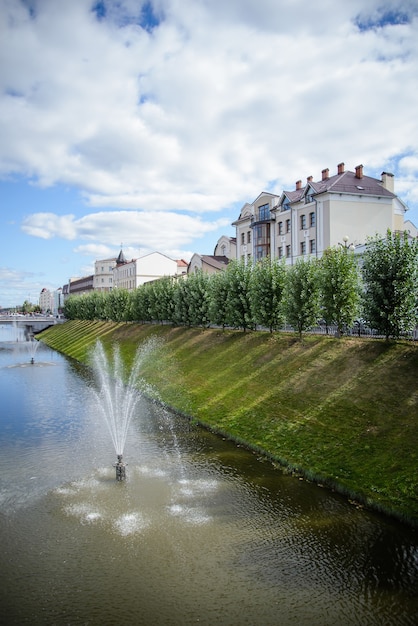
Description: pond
0,324,417,625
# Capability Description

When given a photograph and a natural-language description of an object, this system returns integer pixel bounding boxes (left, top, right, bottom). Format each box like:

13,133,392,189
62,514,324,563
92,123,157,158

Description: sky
1,0,418,308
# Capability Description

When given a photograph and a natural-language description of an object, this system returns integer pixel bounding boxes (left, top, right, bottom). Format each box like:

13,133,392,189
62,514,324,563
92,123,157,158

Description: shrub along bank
38,320,418,525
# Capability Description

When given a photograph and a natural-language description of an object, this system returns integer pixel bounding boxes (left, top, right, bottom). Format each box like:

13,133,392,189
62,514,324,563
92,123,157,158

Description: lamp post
339,235,355,251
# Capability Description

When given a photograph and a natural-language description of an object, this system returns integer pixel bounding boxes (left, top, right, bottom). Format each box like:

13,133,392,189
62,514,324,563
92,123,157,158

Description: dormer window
281,198,290,212
305,193,314,204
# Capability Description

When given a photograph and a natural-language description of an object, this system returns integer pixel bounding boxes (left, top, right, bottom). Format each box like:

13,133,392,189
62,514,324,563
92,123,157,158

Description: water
0,323,418,625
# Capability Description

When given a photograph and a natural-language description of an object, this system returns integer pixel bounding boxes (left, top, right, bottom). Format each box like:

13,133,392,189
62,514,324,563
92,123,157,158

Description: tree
319,246,361,336
224,260,254,331
209,269,230,329
250,257,286,332
185,271,211,327
361,230,418,340
283,258,321,339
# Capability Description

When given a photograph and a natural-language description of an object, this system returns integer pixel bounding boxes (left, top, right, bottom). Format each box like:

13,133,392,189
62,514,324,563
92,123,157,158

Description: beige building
188,254,230,274
232,162,409,263
94,256,118,291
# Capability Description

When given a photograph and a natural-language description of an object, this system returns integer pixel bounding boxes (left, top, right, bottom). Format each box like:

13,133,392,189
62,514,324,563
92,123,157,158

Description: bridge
0,315,66,335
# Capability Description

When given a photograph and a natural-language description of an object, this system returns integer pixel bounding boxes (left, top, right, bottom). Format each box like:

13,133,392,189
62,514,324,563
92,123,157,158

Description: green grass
38,321,418,525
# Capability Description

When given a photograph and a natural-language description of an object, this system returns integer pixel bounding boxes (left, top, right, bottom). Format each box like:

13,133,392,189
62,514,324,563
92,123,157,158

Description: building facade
113,251,182,290
233,163,409,264
94,257,118,291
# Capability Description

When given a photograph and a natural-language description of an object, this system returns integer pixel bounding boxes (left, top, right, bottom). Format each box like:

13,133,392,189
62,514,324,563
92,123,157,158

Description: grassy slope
38,321,418,524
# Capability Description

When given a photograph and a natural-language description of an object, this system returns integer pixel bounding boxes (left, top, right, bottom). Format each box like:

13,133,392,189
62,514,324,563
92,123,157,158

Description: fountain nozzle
114,454,126,481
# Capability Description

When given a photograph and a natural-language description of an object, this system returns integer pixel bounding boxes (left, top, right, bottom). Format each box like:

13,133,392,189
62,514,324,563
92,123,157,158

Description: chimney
355,164,363,179
337,162,345,175
307,175,313,183
296,180,302,190
381,171,394,193
322,168,329,181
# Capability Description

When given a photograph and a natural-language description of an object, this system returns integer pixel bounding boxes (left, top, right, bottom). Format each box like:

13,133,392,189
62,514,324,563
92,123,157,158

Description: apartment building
233,163,409,263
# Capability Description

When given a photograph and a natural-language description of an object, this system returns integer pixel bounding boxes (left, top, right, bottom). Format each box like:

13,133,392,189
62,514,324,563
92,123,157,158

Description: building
113,251,182,290
188,254,230,274
94,255,120,292
68,275,94,296
213,235,237,259
39,287,54,313
232,163,409,263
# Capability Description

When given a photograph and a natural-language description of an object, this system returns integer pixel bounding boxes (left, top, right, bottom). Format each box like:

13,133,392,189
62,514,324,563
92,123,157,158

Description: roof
116,249,127,265
283,169,396,202
200,255,230,271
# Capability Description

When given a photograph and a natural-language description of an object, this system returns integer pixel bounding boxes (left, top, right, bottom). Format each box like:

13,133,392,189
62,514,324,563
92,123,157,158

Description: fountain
90,340,158,481
27,337,40,364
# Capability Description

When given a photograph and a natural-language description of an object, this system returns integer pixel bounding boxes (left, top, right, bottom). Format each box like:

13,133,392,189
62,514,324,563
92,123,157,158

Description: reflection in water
0,324,418,625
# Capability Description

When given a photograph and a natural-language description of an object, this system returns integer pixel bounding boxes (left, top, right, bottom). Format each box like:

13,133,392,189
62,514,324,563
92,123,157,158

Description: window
305,192,314,204
300,215,306,230
247,231,251,244
258,203,270,220
286,219,291,233
278,221,283,235
241,232,245,245
301,241,306,255
286,245,291,258
310,212,315,227
278,246,283,259
310,239,316,254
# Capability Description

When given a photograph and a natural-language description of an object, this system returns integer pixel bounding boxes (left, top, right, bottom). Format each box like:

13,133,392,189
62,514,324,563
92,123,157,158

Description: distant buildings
39,161,417,309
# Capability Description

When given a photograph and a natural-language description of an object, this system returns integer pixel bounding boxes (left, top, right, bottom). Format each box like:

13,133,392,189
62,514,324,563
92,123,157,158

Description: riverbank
38,320,418,525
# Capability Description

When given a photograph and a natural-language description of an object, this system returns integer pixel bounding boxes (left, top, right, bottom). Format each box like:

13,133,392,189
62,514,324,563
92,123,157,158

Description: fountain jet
90,339,160,481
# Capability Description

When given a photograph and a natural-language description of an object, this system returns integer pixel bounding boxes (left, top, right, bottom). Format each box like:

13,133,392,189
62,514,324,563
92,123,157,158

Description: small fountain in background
90,339,160,481
27,337,40,364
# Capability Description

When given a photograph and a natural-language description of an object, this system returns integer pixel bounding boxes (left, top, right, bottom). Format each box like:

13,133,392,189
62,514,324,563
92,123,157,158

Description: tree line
64,231,418,340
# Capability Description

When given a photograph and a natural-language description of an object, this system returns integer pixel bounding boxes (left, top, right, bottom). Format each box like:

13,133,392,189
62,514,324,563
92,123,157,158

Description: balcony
250,211,275,227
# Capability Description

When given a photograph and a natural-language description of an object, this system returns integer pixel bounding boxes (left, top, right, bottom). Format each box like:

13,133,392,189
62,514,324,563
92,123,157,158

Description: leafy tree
283,258,321,339
173,278,192,326
208,270,230,329
361,230,418,340
104,289,130,322
149,276,176,323
319,246,361,336
250,257,286,332
185,271,211,327
127,286,147,322
224,260,254,331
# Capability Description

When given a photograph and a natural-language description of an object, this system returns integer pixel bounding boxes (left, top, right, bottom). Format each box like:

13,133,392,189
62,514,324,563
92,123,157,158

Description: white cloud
21,213,77,239
21,209,230,249
0,0,418,309
1,0,417,213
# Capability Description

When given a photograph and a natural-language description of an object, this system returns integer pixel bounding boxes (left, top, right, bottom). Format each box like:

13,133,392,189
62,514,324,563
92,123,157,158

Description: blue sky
1,0,418,308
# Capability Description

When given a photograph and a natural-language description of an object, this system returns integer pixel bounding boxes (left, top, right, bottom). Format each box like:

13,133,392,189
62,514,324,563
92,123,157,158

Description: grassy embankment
38,320,418,525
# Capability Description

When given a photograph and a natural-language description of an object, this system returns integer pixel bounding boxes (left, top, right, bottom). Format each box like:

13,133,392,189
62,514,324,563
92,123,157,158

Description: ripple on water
113,512,149,536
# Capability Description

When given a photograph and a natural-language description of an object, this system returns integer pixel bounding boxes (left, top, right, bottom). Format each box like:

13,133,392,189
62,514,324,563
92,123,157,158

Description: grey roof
201,255,230,271
116,249,127,265
283,170,395,202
